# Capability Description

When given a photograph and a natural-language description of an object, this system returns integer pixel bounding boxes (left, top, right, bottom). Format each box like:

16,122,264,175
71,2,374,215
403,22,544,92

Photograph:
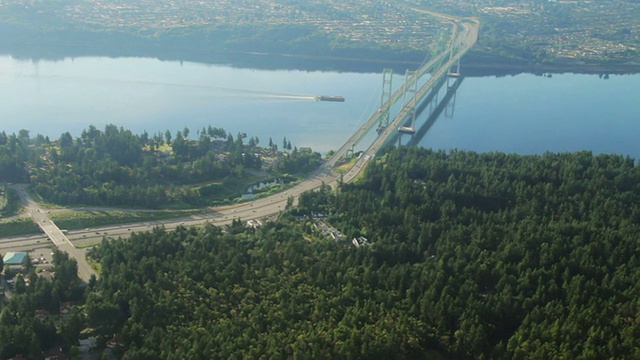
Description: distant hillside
0,0,638,72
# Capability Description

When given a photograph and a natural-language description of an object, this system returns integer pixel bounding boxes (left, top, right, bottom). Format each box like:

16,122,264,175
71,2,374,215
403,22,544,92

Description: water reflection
2,55,639,158
406,76,464,147
389,76,464,149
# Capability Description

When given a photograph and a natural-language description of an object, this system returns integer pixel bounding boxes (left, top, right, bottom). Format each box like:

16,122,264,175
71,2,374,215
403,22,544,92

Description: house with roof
3,252,27,266
43,346,67,360
107,334,124,348
60,301,75,314
7,355,27,360
79,337,98,352
35,309,50,320
352,236,370,248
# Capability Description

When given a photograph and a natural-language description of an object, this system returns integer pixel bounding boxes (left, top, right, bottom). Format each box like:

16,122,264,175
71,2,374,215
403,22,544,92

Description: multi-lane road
3,185,97,281
1,10,478,282
1,157,369,281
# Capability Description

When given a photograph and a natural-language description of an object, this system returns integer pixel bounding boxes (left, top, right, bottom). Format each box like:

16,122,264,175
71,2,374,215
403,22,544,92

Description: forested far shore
1,22,639,75
3,147,640,359
0,22,424,74
3,38,639,77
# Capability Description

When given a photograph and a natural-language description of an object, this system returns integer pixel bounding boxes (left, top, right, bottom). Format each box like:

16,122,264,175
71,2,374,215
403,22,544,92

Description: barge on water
316,95,345,102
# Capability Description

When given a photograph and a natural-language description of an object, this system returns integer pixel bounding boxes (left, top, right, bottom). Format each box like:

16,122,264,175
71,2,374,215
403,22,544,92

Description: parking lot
29,246,56,269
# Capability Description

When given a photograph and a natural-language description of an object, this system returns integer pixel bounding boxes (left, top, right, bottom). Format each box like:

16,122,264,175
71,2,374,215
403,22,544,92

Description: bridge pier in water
384,23,467,139
387,74,463,148
398,70,419,135
402,75,464,148
393,36,466,139
326,18,478,166
447,57,462,77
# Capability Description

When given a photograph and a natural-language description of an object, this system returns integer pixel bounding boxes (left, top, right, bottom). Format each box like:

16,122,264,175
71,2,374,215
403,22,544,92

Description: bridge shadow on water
387,75,464,149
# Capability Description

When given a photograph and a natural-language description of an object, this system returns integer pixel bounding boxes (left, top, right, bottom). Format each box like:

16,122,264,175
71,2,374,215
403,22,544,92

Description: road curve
0,10,479,281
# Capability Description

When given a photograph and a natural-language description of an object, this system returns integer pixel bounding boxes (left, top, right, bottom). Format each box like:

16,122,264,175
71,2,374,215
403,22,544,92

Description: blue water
415,73,640,158
0,56,381,153
1,55,638,158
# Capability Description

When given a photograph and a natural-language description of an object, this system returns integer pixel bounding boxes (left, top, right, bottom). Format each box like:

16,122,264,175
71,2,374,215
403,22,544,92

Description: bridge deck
324,19,478,171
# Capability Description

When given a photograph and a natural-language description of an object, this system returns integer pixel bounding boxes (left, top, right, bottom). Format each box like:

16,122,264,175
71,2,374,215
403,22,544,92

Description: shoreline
1,40,639,76
461,60,640,77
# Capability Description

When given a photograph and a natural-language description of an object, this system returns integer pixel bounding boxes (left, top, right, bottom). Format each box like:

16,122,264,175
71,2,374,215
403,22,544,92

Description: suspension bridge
323,17,479,170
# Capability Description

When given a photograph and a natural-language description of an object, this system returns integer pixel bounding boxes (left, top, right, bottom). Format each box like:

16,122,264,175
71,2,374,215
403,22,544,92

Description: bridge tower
428,30,452,74
447,23,462,77
399,70,418,134
447,23,458,64
378,68,394,131
448,57,462,77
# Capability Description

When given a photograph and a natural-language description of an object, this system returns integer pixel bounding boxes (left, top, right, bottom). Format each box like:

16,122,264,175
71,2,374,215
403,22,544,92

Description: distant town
1,1,640,359
0,0,638,69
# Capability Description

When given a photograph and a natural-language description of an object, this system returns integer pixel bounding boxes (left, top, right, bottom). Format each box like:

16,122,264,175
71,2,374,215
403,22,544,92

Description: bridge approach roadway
0,13,479,278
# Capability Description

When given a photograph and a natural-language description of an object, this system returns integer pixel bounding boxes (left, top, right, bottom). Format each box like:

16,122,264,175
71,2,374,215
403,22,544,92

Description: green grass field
50,209,205,230
0,218,40,237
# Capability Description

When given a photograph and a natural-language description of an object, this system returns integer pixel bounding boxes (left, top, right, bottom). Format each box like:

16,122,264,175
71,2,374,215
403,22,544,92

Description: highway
324,15,478,168
370,22,478,153
324,49,450,167
5,185,97,282
0,11,478,282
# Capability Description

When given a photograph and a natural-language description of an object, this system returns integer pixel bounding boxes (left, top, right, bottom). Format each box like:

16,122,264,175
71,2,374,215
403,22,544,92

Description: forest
3,147,639,359
2,0,639,74
0,251,87,359
0,185,20,217
0,9,424,73
0,125,321,209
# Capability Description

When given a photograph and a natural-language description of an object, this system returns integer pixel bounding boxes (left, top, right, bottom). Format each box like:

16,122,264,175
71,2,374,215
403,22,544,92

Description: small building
35,309,50,319
60,301,75,314
7,355,27,360
352,236,370,248
107,334,124,348
43,346,67,360
79,337,98,352
246,219,262,229
39,269,55,281
3,252,27,266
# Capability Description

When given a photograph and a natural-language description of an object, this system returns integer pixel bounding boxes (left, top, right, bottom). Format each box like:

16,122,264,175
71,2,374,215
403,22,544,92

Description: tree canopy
75,147,640,358
1,125,321,209
3,147,640,358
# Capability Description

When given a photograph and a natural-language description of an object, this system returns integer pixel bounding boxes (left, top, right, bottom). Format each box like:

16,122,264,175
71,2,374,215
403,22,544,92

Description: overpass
12,185,97,282
0,13,479,269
